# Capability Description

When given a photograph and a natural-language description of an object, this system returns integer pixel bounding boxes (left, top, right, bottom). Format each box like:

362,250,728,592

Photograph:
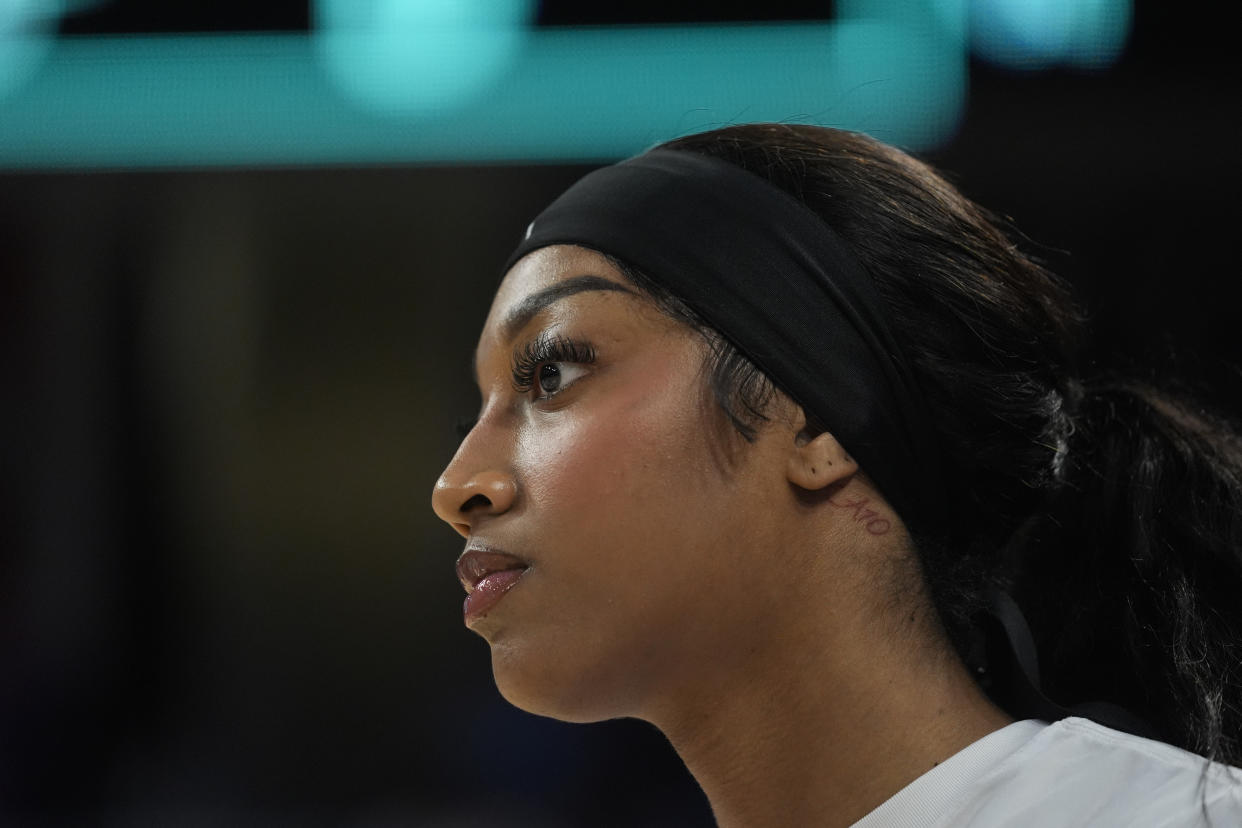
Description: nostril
461,493,492,514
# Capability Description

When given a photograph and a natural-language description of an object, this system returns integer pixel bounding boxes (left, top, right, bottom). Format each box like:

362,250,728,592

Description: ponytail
1019,380,1242,762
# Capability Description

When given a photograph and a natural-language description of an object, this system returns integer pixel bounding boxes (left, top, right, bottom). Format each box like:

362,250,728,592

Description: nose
431,460,518,538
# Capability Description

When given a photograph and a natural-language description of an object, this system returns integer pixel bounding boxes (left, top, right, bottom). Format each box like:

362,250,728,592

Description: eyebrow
499,274,634,342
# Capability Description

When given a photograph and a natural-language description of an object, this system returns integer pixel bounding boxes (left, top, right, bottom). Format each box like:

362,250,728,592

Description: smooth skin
432,245,1012,828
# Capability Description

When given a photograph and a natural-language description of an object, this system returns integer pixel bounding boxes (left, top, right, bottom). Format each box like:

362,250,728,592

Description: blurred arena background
1,1,1238,824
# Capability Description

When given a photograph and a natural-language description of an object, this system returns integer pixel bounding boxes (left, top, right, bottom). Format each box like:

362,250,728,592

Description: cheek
517,377,715,531
489,357,794,720
510,379,764,649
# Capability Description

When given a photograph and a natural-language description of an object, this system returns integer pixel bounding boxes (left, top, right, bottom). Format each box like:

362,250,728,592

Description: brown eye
537,363,562,394
510,334,596,398
529,361,588,400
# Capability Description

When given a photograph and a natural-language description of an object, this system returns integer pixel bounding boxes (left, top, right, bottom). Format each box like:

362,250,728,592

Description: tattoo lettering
828,495,892,535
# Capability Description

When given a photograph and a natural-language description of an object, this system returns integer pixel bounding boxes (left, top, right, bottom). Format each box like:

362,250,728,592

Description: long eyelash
511,332,596,392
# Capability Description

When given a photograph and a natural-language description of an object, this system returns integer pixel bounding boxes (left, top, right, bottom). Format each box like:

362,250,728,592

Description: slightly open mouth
456,547,529,594
462,565,528,622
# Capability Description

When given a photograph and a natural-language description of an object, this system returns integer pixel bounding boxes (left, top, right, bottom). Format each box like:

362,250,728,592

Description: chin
488,636,633,725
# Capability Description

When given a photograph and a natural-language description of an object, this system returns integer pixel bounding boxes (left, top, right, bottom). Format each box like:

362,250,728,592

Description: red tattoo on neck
827,495,892,535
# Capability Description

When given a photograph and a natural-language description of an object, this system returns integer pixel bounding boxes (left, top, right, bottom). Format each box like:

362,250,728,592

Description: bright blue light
0,0,59,98
313,0,535,115
970,0,1132,70
0,1,967,169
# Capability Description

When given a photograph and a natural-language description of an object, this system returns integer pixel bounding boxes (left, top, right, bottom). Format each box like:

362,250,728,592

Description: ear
787,430,858,490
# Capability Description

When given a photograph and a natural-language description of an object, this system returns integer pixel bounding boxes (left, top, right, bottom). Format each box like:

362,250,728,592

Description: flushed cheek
497,417,721,706
513,408,725,627
490,390,774,717
517,385,711,518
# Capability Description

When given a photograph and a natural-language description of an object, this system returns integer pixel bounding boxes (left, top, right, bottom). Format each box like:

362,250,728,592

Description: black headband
503,149,944,532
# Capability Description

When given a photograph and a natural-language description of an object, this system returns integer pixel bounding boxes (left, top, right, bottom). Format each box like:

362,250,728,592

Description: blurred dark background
2,1,1239,825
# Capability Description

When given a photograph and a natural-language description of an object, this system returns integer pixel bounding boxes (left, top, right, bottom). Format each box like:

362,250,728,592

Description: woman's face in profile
432,245,810,724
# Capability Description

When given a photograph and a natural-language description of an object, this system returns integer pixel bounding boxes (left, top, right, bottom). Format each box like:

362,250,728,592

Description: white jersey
853,717,1242,827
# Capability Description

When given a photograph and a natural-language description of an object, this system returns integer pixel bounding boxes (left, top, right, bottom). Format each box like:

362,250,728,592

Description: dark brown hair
627,123,1242,763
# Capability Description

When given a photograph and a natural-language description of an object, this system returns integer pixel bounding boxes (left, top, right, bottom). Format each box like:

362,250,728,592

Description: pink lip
456,547,530,624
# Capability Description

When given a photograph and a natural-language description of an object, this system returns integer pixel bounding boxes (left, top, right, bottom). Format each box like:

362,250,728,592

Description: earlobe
787,431,858,490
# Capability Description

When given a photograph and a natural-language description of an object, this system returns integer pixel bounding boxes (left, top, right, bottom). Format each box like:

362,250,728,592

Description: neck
646,602,1013,828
